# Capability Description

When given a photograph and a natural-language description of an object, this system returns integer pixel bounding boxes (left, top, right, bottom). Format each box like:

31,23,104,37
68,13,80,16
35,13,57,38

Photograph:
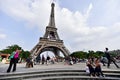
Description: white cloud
0,34,6,39
0,0,51,30
0,0,120,52
85,3,93,19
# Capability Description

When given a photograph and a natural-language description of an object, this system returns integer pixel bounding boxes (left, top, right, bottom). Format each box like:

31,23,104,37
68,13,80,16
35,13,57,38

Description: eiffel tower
30,3,70,59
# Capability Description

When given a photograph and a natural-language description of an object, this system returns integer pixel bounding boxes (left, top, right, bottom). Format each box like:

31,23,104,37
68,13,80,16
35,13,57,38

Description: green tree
95,51,104,57
70,51,87,59
0,44,31,61
0,44,21,54
20,51,31,59
88,50,95,58
70,50,105,59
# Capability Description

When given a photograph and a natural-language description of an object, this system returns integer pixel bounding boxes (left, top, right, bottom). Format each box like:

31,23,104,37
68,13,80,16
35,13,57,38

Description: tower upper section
48,3,56,27
43,2,60,40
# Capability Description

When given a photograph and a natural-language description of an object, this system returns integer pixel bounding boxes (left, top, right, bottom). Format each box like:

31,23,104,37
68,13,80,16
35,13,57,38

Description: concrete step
0,70,120,80
24,76,120,80
1,74,120,80
0,69,120,77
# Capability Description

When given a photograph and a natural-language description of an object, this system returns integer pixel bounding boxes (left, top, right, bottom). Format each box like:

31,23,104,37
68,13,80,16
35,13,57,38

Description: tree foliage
70,51,87,59
20,51,31,59
0,44,21,53
0,44,31,60
70,50,104,59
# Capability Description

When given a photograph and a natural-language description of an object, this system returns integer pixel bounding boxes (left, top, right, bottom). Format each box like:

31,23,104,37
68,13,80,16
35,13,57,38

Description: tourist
69,57,73,65
105,48,119,68
64,56,69,65
86,58,95,77
41,55,45,65
50,57,55,64
2,58,6,63
100,56,107,66
7,48,21,73
46,55,50,65
26,56,33,68
94,58,104,77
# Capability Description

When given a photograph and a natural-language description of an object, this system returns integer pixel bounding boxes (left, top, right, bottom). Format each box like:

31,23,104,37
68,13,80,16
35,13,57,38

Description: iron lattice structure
30,3,70,59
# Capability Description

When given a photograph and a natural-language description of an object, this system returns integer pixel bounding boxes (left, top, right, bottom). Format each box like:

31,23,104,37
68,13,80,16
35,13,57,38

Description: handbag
86,66,90,73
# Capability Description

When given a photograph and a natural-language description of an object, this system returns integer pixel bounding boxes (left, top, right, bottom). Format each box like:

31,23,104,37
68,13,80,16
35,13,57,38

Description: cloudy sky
0,0,120,53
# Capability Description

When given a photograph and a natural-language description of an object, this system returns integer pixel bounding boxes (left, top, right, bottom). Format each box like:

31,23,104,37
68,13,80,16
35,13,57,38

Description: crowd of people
33,55,57,65
26,55,82,66
2,47,119,78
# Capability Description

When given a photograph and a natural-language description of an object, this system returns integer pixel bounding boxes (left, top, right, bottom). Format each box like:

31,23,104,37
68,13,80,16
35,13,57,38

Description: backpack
10,51,15,59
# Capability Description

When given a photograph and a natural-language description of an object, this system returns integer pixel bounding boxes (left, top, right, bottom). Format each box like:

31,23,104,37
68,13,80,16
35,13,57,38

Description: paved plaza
0,62,120,74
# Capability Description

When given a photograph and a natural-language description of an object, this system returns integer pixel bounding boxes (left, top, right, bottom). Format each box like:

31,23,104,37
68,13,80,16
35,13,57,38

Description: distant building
0,53,10,59
0,53,10,63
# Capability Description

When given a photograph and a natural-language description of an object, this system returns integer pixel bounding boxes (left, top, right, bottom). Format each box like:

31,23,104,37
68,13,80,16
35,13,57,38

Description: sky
0,0,120,54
